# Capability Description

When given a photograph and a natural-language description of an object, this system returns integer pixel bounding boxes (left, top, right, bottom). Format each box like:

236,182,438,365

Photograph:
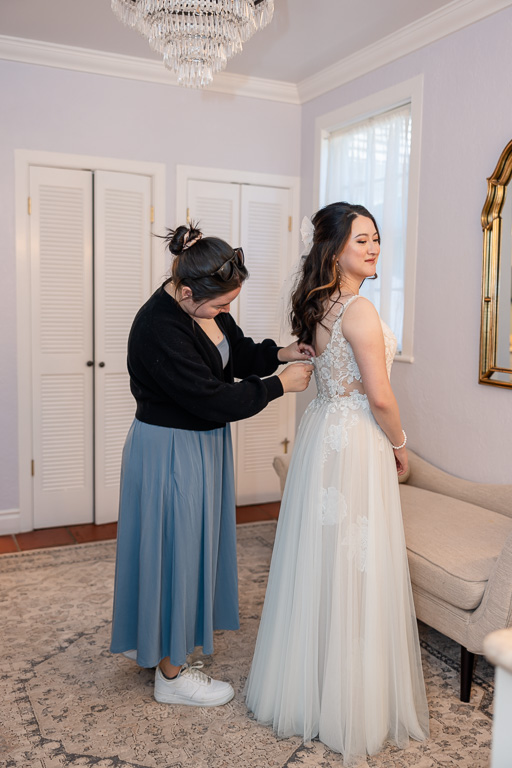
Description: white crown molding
0,0,510,105
0,35,300,104
202,70,300,104
298,0,512,103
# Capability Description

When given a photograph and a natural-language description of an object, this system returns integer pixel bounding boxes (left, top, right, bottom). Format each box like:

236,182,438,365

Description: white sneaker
154,661,234,707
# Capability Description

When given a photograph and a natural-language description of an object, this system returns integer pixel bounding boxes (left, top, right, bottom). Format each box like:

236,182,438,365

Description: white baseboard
0,508,28,536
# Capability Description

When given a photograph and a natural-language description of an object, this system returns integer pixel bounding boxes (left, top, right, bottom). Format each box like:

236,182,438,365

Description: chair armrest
406,450,512,519
468,529,512,652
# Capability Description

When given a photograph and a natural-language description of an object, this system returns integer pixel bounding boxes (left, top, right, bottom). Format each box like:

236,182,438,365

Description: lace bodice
313,295,397,402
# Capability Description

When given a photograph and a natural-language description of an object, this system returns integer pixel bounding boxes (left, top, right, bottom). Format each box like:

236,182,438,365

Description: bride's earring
335,260,342,285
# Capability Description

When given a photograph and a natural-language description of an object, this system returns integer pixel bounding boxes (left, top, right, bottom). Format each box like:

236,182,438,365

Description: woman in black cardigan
110,223,314,708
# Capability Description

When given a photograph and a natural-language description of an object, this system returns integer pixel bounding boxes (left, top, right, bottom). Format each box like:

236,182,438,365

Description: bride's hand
394,447,409,476
278,340,316,363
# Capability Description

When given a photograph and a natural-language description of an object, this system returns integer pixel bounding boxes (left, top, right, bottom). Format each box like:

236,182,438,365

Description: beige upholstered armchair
273,449,512,701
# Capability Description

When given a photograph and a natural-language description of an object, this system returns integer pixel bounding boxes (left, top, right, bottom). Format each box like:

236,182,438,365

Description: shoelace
179,661,211,685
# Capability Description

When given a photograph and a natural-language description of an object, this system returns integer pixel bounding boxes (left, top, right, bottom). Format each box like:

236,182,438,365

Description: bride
245,202,429,766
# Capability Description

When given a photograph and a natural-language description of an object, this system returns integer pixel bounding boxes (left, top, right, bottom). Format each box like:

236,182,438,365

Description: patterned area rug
0,522,494,768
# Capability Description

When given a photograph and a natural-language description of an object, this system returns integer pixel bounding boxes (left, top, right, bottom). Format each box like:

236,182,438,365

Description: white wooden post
484,627,512,768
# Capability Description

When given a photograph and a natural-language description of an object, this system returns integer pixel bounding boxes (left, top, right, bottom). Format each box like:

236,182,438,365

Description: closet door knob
98,362,105,368
86,360,94,367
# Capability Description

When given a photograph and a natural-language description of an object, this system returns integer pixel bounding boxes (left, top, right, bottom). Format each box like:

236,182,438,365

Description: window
314,77,422,360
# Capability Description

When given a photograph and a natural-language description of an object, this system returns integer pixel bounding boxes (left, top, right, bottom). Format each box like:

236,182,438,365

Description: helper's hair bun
163,224,203,255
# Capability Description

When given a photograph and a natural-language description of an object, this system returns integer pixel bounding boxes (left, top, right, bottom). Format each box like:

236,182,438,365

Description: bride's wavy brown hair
290,202,379,344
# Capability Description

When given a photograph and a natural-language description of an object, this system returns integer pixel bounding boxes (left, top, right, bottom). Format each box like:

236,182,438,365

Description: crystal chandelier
111,0,274,88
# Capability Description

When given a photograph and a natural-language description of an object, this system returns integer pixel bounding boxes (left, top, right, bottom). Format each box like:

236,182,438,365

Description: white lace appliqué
309,298,395,568
342,515,369,572
321,487,348,526
381,320,397,377
314,306,363,404
313,297,397,417
324,422,349,454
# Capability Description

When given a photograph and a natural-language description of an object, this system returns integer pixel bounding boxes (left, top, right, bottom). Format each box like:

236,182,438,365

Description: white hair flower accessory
300,216,314,255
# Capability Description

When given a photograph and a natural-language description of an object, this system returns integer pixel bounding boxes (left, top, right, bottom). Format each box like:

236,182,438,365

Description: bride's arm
342,298,408,475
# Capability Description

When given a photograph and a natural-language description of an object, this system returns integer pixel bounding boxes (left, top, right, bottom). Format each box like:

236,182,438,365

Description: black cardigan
128,285,284,430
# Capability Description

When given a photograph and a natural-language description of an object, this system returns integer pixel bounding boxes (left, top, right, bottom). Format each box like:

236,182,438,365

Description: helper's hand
278,362,314,393
277,340,316,363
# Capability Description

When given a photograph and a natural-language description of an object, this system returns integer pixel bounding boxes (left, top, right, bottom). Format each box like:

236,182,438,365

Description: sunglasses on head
211,247,245,281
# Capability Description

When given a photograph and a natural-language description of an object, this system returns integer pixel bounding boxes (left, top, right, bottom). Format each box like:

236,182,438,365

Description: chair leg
460,646,475,702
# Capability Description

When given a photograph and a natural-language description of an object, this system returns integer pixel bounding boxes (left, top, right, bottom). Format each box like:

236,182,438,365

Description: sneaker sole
154,688,235,707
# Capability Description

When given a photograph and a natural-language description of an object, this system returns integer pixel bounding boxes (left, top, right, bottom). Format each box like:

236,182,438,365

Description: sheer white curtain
322,104,412,352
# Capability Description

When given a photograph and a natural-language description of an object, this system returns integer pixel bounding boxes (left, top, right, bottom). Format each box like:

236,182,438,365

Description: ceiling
1,0,465,84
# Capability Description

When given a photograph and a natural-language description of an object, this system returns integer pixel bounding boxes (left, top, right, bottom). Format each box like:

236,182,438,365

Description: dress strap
335,294,360,318
335,295,361,337
342,294,360,310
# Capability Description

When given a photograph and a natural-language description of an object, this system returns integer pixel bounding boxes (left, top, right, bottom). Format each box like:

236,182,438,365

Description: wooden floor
0,502,280,554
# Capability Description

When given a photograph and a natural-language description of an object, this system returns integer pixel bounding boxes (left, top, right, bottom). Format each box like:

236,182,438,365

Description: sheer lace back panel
313,295,397,401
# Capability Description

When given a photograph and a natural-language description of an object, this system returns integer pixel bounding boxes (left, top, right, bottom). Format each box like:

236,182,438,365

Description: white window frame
313,76,423,362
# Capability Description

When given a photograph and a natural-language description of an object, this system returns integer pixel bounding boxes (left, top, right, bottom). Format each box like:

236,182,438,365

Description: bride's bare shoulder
345,295,379,319
342,296,382,339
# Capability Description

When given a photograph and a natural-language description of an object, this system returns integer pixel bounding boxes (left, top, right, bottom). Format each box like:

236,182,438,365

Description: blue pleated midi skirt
110,418,239,668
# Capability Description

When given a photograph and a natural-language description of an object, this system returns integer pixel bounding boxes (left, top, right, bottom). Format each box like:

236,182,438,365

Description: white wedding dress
245,296,429,766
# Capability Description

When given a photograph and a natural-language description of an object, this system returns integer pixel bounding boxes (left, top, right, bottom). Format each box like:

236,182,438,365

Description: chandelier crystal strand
254,0,274,30
111,0,139,29
111,0,274,88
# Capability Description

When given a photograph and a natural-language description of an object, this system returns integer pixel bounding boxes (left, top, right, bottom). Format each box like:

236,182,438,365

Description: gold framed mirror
480,139,512,388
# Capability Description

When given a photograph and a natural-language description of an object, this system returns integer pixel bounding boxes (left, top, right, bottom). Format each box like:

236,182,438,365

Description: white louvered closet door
186,179,295,504
187,180,240,241
187,179,242,469
30,167,94,528
187,179,241,319
94,171,152,524
236,185,295,504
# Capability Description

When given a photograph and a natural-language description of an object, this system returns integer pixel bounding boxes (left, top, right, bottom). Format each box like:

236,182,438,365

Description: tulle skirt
245,393,429,765
110,419,239,669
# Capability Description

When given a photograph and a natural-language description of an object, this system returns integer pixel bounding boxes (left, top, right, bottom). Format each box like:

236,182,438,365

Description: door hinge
186,207,191,225
281,437,290,454
288,216,292,232
150,205,155,224
28,197,32,215
31,460,35,476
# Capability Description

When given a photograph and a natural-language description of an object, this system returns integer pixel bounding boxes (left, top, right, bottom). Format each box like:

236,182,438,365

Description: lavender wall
299,7,512,483
0,61,301,511
1,5,511,515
